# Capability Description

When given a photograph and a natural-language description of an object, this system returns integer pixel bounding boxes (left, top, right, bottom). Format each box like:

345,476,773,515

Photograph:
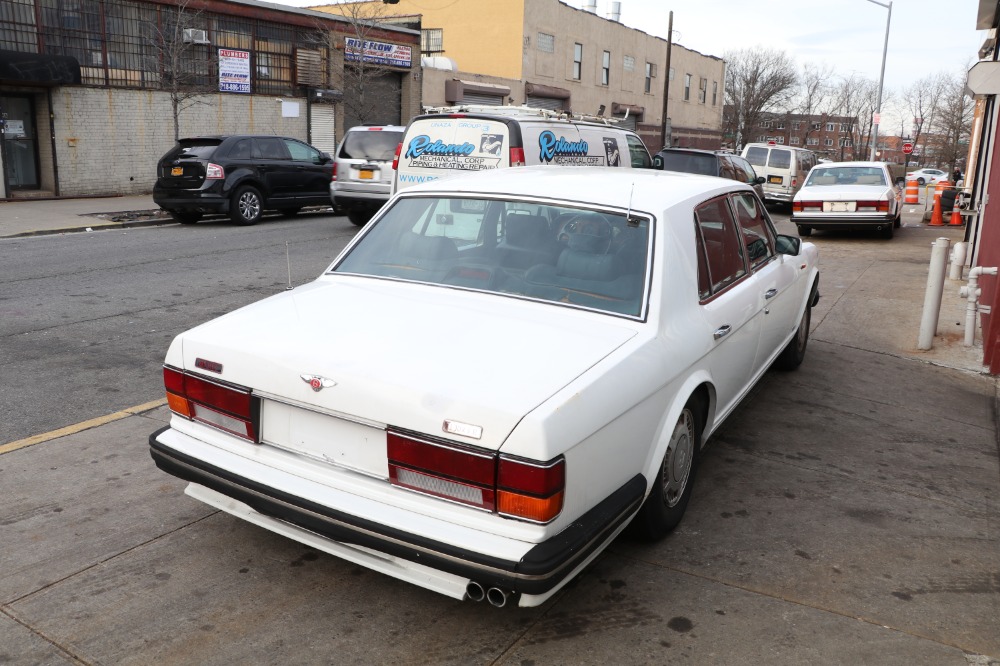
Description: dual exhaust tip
466,581,513,607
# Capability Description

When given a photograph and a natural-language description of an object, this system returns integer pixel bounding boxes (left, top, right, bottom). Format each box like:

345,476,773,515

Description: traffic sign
902,142,914,155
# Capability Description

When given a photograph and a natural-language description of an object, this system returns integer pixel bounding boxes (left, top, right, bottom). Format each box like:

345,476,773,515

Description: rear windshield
339,130,404,160
167,139,222,160
656,152,717,176
744,146,768,167
806,167,887,187
767,149,791,169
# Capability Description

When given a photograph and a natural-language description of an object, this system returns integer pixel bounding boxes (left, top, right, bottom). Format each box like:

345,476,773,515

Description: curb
2,217,177,239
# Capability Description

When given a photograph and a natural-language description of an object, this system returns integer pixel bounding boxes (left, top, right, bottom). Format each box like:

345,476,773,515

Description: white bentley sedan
791,161,902,239
149,167,819,608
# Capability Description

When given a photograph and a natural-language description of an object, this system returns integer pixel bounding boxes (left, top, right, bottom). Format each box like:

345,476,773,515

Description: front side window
694,196,747,299
284,139,321,163
573,43,582,80
627,135,652,168
332,197,651,318
731,193,774,269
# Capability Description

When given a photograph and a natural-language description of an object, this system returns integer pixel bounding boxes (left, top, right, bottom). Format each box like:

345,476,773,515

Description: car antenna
285,241,294,290
626,183,640,227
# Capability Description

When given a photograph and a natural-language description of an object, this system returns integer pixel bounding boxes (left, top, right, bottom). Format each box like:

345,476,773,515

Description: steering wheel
556,213,613,254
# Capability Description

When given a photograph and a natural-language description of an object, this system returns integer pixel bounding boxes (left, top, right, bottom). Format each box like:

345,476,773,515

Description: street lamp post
867,0,892,161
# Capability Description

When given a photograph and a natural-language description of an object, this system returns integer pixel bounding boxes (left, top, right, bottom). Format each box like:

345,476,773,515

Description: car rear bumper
154,189,230,213
149,426,644,601
792,214,895,228
330,184,391,211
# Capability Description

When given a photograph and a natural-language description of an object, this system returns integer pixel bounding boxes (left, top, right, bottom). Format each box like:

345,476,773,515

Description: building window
573,42,582,80
807,137,819,146
684,73,691,101
812,122,821,130
839,122,848,132
421,28,443,54
790,136,800,145
760,120,771,128
645,62,655,93
825,122,834,132
776,136,784,144
537,32,554,53
792,121,800,130
669,67,674,80
698,77,707,103
601,50,610,86
776,121,785,129
756,135,765,142
711,81,718,105
824,138,834,146
840,138,853,147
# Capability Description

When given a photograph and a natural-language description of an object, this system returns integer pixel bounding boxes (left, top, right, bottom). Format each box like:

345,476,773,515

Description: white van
741,143,817,204
393,105,652,193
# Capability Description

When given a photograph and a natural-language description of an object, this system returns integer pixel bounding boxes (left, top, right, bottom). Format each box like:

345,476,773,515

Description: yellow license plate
768,175,782,184
359,169,374,180
171,166,183,176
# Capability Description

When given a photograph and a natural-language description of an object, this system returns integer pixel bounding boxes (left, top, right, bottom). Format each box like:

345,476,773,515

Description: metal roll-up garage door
462,92,504,106
526,96,565,111
310,104,337,155
614,114,637,130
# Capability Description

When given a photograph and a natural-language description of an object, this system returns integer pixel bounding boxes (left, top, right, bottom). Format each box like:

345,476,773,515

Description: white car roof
812,161,887,169
397,165,748,213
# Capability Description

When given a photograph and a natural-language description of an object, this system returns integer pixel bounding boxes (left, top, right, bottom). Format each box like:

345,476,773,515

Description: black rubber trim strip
148,427,645,595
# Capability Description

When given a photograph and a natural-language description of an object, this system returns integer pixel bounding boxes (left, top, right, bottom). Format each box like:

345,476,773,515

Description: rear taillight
205,163,224,179
387,430,565,523
793,200,822,213
791,178,797,188
392,142,402,171
332,161,338,182
857,200,890,212
164,366,256,441
510,147,526,167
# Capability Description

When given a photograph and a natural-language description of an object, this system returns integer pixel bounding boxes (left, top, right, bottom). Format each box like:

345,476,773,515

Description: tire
917,177,926,186
880,222,894,239
797,225,812,237
894,213,901,229
230,185,263,226
279,207,301,217
775,303,811,371
170,211,202,225
348,210,373,227
631,396,704,541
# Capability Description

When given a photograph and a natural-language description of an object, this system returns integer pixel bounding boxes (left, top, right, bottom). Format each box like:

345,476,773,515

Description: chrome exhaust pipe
486,587,509,608
466,581,485,602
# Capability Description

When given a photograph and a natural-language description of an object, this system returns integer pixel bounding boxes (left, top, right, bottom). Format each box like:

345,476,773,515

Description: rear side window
228,139,254,159
626,134,652,168
256,137,288,160
694,196,747,299
167,139,221,160
657,151,717,176
744,146,768,167
768,149,791,169
731,193,774,269
340,130,404,161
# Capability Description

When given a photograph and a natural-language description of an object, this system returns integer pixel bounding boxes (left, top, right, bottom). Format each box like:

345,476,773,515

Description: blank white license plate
824,201,856,213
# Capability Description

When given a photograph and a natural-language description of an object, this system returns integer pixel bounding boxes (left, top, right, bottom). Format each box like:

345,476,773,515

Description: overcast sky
267,0,988,125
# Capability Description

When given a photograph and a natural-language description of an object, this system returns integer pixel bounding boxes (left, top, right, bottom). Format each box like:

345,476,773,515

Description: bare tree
901,73,948,166
794,63,835,149
931,70,973,172
317,1,403,128
145,0,216,142
724,47,798,150
831,73,879,160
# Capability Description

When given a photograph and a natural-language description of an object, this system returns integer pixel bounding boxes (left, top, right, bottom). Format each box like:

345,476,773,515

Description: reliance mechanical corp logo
538,130,588,163
404,135,476,158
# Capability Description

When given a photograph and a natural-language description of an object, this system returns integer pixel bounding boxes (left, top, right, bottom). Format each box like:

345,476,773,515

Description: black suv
153,135,332,225
653,148,765,198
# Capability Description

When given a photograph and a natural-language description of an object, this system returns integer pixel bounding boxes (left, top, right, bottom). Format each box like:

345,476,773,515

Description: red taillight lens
332,161,338,181
163,366,256,441
205,163,224,179
857,200,890,212
387,431,496,511
791,178,797,187
510,147,526,167
498,456,565,522
793,201,822,213
391,142,402,171
386,431,565,522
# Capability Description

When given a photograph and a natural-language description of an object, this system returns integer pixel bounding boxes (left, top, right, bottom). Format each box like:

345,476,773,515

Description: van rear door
395,116,513,193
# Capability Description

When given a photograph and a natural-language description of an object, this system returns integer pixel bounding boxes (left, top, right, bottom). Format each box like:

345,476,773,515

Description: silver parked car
330,124,404,226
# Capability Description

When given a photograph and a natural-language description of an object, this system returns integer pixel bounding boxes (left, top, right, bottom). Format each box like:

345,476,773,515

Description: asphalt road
0,211,361,445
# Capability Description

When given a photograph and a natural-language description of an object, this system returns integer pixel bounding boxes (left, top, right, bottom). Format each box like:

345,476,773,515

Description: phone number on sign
220,82,250,93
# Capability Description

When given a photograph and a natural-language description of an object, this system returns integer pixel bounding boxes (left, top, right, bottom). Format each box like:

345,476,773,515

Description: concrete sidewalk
0,193,165,237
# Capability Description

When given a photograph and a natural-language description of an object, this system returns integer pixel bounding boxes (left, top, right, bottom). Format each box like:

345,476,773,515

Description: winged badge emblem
301,374,337,392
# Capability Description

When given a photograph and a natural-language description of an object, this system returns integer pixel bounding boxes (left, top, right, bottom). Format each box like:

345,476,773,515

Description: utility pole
660,10,673,151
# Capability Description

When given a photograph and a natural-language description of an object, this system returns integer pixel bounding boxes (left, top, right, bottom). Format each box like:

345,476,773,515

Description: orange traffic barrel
904,178,919,204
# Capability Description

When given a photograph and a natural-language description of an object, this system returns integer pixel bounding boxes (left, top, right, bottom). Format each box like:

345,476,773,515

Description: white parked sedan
149,167,819,608
791,161,902,239
906,167,949,186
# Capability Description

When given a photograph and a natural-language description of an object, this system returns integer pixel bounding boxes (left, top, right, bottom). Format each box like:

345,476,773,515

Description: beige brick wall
50,88,309,197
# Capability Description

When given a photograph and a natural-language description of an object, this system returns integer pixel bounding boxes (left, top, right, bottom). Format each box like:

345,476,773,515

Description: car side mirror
319,152,332,164
775,234,801,256
755,176,766,184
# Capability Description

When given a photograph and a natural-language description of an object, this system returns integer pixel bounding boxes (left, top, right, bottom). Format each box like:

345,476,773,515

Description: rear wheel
775,303,811,371
230,185,263,226
348,210,373,227
797,225,812,237
917,177,926,186
880,222,894,239
170,211,202,224
631,396,704,541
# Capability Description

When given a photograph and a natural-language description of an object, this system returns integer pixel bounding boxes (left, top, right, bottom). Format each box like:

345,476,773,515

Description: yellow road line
0,398,167,455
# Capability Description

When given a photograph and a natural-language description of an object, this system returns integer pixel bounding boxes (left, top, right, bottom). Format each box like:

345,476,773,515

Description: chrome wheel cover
238,191,260,221
662,408,695,508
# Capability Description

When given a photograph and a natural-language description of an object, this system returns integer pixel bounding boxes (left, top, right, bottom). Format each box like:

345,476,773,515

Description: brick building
0,0,420,199
740,111,862,161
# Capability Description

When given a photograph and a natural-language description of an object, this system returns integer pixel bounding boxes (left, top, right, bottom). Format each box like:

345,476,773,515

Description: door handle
765,288,778,299
714,325,732,340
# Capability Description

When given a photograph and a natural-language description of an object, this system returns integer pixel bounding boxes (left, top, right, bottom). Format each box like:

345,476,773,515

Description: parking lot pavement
2,205,997,664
